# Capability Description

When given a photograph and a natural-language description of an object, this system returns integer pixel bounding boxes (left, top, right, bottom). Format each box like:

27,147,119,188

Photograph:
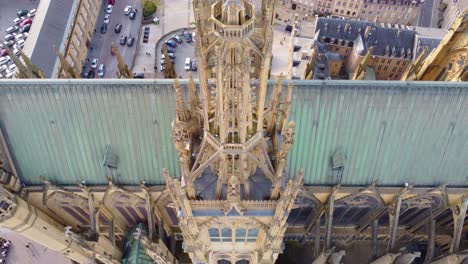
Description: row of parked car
0,9,36,79
160,32,197,72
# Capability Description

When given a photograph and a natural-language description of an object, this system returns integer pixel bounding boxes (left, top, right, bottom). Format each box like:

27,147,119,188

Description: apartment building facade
280,0,422,24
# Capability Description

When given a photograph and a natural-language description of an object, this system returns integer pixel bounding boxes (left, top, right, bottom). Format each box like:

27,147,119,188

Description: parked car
12,48,20,56
20,19,32,27
191,59,197,71
15,39,25,49
19,24,31,33
5,70,15,78
164,40,177,48
106,4,113,14
98,64,105,77
120,35,127,45
161,53,175,59
0,65,7,72
104,14,111,24
129,11,136,20
133,73,144,78
8,64,16,72
160,65,165,72
161,46,175,53
27,9,36,17
3,41,14,48
17,10,28,18
124,6,132,15
0,49,7,57
171,35,182,43
108,0,115,5
184,32,192,43
87,69,95,78
115,24,122,33
100,23,107,34
127,35,134,47
13,17,25,25
144,26,150,33
6,26,19,34
4,34,14,42
14,33,25,42
91,58,98,69
0,56,10,66
143,36,148,43
184,57,191,71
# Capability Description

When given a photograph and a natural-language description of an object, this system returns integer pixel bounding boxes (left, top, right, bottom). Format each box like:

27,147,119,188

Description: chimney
400,47,406,58
406,48,412,59
337,24,341,32
364,26,372,39
344,23,350,32
385,45,390,56
391,46,396,57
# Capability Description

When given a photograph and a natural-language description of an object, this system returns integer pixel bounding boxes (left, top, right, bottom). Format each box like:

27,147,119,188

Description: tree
143,0,157,18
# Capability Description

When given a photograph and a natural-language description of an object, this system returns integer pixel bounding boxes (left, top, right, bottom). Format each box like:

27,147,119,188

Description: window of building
355,4,359,8
396,61,400,65
389,73,394,78
384,66,388,71
378,65,382,70
392,67,396,72
209,228,259,243
335,9,339,12
364,4,368,8
387,59,391,64
343,2,347,6
362,10,366,14
337,1,341,5
340,9,344,13
347,11,350,15
352,12,356,15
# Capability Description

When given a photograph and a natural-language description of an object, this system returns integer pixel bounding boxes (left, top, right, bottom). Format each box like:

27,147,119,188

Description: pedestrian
144,67,146,71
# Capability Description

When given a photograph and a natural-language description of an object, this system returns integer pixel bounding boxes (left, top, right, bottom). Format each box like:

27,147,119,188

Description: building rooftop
0,80,467,187
315,18,416,58
362,0,423,6
25,0,77,78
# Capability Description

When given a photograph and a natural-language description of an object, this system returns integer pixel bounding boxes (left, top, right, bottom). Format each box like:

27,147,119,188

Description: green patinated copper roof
0,80,467,187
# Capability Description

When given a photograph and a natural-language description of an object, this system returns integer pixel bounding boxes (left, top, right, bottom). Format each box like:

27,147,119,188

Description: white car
15,33,25,42
106,5,113,14
124,6,132,15
98,64,105,77
91,58,98,69
0,56,9,66
104,14,111,24
27,9,37,18
8,64,16,72
5,69,15,78
13,48,20,56
15,39,25,49
0,65,7,72
13,17,25,25
184,57,191,71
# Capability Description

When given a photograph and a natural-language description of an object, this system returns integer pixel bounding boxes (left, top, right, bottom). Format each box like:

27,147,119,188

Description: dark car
127,35,135,47
161,46,175,53
115,24,122,33
191,59,197,71
120,35,127,45
144,26,150,33
184,32,192,43
100,23,107,34
87,69,95,79
133,72,144,78
164,39,177,48
143,36,148,43
3,41,14,48
17,10,28,18
129,11,136,20
19,24,31,33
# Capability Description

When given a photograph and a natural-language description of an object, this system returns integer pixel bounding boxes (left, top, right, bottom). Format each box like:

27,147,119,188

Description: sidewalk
132,0,194,77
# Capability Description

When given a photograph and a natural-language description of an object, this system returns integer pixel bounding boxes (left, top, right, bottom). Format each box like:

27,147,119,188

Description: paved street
0,227,73,264
418,0,436,27
85,0,142,78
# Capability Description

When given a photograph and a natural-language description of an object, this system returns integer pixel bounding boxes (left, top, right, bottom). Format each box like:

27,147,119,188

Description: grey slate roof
0,80,467,188
315,18,416,58
29,0,76,78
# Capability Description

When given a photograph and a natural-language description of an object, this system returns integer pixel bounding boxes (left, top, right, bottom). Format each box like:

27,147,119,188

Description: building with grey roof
306,17,444,80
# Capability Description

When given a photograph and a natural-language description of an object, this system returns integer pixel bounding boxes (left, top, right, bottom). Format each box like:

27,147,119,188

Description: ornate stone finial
39,176,51,186
106,176,114,187
224,175,245,215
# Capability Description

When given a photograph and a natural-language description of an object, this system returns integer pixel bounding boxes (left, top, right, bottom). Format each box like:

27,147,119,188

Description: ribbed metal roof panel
0,80,467,187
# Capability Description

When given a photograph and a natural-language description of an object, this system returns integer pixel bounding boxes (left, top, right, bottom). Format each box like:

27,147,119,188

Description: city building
279,0,422,25
438,0,467,29
302,17,447,80
23,0,102,78
0,1,467,264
